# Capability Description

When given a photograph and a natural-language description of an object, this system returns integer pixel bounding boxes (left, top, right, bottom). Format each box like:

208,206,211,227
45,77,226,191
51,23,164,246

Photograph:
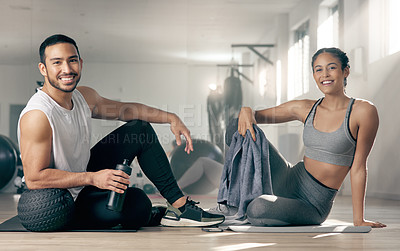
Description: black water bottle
106,159,132,212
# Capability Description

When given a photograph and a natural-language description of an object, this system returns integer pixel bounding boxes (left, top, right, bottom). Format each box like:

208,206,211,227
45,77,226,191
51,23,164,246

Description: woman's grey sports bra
303,98,356,167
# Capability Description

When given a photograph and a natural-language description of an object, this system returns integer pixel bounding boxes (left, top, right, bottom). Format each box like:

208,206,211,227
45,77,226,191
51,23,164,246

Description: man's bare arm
77,86,193,153
19,110,129,193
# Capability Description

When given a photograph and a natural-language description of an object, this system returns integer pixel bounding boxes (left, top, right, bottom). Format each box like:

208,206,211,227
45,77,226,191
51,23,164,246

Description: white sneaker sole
160,217,224,227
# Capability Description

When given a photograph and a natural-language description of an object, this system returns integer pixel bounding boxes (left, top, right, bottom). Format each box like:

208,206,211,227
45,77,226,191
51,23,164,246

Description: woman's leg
266,142,296,198
87,120,183,204
246,194,323,226
246,163,337,226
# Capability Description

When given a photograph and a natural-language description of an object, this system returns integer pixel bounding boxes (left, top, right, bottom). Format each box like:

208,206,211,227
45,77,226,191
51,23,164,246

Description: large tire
17,188,75,232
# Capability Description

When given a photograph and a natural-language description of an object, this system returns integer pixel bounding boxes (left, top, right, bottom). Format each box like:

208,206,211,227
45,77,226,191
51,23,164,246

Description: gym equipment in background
207,86,224,152
0,135,19,191
210,44,274,152
129,158,157,194
223,68,243,127
170,139,224,194
212,62,251,153
17,188,75,231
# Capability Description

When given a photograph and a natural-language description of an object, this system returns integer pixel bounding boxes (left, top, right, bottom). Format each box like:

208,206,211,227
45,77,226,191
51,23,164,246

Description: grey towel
217,125,273,219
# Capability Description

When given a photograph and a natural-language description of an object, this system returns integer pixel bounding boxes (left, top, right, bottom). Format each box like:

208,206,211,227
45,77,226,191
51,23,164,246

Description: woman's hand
238,107,257,141
355,219,387,228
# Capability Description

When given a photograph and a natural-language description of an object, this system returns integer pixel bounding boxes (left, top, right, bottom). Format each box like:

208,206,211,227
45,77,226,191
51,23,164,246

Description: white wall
78,62,216,153
335,0,400,199
366,52,400,199
0,64,40,138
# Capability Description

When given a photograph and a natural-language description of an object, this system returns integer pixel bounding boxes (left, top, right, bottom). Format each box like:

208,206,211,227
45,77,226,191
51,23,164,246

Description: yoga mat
228,224,371,233
0,216,137,232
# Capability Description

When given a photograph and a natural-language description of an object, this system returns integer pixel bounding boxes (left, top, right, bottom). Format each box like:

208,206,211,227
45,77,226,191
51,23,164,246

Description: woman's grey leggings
246,141,338,226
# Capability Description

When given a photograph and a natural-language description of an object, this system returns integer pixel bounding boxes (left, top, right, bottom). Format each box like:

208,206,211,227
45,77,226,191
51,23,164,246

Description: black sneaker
146,205,167,227
160,198,225,227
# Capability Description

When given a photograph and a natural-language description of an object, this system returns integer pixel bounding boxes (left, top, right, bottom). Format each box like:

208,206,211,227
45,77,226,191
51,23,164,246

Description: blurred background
0,0,399,199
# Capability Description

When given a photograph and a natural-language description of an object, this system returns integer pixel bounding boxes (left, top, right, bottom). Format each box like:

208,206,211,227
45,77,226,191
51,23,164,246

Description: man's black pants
73,120,184,229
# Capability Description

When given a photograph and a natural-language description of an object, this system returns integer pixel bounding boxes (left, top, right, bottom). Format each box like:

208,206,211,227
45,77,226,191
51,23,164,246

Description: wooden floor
0,193,399,251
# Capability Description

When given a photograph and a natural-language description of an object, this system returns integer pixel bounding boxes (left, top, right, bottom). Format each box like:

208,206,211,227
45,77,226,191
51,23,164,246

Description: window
276,60,282,106
317,0,339,48
387,0,400,55
369,0,400,63
288,20,310,100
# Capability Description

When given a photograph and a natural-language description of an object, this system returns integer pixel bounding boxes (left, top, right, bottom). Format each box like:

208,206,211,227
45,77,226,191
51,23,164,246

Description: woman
214,48,386,228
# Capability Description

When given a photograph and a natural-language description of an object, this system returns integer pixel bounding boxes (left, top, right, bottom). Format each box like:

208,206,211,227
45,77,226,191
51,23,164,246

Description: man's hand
91,169,130,194
169,114,193,154
238,107,257,141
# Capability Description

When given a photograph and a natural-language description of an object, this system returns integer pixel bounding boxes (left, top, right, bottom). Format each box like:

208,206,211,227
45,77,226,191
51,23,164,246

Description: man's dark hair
39,34,80,64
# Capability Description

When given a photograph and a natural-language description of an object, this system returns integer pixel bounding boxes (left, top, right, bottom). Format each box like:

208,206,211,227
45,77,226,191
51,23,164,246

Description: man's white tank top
18,88,92,200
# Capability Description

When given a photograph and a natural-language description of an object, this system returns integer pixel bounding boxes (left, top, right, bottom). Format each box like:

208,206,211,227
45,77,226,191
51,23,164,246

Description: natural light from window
258,69,267,96
388,0,400,55
288,21,310,101
276,60,282,106
369,0,400,63
317,1,339,48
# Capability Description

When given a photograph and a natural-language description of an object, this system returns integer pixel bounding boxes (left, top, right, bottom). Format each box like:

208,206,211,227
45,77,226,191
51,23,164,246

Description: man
18,34,224,229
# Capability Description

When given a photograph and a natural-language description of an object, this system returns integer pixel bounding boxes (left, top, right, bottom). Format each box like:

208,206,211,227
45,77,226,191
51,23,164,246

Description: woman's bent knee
247,195,277,217
247,195,290,226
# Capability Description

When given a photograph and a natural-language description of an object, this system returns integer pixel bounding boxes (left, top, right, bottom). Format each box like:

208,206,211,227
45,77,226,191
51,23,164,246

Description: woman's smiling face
312,52,349,95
